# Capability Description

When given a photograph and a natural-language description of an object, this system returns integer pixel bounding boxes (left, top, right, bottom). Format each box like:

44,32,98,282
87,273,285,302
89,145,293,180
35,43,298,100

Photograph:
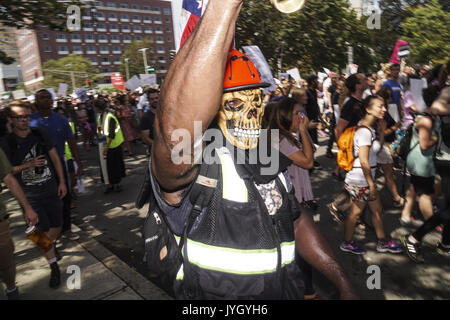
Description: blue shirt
30,111,74,159
382,79,403,108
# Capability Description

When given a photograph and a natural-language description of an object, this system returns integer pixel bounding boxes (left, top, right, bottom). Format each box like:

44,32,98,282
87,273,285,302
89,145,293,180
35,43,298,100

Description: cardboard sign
125,75,141,92
12,89,26,100
242,45,276,94
140,74,157,87
287,68,301,82
46,88,57,101
410,79,427,112
111,72,125,91
74,88,88,103
58,83,68,97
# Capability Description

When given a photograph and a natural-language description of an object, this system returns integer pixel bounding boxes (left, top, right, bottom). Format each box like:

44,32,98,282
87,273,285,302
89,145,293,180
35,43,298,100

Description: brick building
17,0,175,91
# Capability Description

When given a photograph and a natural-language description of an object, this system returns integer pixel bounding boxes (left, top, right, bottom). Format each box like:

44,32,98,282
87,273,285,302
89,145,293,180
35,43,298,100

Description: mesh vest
173,147,305,300
99,112,124,149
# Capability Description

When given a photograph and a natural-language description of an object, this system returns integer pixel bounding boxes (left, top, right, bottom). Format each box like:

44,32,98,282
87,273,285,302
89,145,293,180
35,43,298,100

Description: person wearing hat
149,0,357,299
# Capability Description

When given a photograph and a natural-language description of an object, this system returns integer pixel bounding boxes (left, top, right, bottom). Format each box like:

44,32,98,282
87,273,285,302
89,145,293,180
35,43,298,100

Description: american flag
172,0,210,52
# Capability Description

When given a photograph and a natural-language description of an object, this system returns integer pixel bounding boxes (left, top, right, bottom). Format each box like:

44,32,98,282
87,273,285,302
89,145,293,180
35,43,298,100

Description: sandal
304,292,326,300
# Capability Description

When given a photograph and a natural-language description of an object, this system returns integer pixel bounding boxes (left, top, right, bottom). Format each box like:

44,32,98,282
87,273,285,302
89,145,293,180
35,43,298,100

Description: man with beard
148,0,357,300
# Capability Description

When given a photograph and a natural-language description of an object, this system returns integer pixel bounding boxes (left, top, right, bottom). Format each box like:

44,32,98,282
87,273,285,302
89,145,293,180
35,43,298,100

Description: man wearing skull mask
150,0,357,299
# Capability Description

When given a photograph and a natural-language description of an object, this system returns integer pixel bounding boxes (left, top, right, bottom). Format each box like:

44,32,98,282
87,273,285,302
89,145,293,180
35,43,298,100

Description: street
48,137,450,299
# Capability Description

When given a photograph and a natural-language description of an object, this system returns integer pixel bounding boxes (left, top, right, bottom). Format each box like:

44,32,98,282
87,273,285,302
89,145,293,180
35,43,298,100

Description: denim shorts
28,195,63,232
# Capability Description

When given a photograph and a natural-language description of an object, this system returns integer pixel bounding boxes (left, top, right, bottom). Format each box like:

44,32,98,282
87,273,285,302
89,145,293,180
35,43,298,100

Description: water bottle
34,143,45,175
26,226,54,253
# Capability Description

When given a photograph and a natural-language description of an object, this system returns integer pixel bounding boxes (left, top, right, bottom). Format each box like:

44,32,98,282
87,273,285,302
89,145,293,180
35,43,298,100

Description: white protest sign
388,103,400,123
58,83,68,97
46,88,57,101
318,72,328,83
287,68,301,82
125,75,141,92
410,79,427,112
74,88,88,102
12,89,26,100
323,68,331,75
242,45,276,94
140,74,157,87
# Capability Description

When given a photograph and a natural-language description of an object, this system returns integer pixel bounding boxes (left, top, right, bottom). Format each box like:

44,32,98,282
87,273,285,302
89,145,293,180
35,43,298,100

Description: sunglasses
11,115,31,120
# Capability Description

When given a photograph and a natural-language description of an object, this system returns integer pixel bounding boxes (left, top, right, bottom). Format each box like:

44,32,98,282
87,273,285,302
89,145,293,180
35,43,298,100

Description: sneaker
436,242,450,255
327,203,344,223
62,231,80,241
5,287,19,300
54,245,62,262
400,236,424,263
49,262,61,288
340,241,366,255
376,239,404,254
400,217,424,228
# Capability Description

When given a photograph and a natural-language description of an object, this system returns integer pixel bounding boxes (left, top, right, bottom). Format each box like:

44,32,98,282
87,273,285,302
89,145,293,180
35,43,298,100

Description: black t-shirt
384,112,397,143
0,128,58,199
340,96,362,128
332,92,340,106
139,110,155,140
0,112,7,138
328,84,337,99
306,89,320,121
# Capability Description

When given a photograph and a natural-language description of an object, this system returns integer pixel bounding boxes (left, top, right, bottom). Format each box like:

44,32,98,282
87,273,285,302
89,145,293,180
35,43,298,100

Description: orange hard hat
223,49,270,93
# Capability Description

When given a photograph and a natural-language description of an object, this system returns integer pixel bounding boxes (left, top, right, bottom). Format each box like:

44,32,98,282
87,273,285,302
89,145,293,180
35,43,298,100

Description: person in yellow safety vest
93,98,126,193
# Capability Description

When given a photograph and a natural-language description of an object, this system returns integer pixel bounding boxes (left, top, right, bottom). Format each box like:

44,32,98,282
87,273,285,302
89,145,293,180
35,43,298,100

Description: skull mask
217,88,264,150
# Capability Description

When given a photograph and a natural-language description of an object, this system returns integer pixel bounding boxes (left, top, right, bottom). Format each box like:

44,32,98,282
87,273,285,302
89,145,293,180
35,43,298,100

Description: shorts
410,175,435,196
0,220,15,270
344,184,370,203
377,144,394,165
28,195,63,232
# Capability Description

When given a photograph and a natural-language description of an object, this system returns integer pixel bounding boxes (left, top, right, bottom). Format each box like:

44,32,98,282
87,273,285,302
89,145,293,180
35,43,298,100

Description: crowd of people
0,35,449,301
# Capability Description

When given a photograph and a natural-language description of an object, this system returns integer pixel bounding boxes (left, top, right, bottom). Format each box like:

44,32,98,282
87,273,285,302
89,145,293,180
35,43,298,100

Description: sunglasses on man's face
11,115,31,120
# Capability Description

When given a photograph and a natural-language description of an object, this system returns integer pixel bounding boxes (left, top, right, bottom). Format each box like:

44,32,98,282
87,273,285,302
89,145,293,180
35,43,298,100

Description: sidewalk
0,191,172,300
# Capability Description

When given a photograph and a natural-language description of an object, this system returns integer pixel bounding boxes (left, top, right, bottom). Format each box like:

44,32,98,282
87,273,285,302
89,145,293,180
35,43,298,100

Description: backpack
337,125,372,171
434,115,450,171
396,113,432,161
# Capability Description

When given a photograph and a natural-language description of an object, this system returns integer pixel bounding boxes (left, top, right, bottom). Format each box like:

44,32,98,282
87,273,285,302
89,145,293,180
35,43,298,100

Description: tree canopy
119,39,156,79
41,54,100,92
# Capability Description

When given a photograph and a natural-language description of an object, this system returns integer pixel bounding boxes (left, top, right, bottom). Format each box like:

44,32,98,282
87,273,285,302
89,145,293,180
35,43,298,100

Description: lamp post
138,48,149,74
124,58,130,80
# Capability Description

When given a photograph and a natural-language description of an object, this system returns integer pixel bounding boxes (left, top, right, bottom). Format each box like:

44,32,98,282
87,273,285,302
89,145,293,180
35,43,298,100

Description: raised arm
152,0,243,192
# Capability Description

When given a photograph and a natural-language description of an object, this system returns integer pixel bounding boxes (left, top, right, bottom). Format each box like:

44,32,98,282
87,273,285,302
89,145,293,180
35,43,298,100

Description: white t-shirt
137,94,149,111
345,124,381,187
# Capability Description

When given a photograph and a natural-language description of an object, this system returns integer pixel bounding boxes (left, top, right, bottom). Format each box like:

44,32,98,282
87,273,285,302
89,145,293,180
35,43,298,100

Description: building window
144,26,152,33
111,35,120,42
132,15,140,21
112,46,121,52
42,33,49,40
120,14,129,20
87,46,96,53
72,46,82,53
163,8,171,15
108,13,117,20
106,2,115,8
85,34,95,41
99,34,108,42
93,1,103,6
134,26,142,32
88,57,97,65
124,35,131,42
96,12,104,19
165,17,171,23
97,23,106,30
131,4,139,10
110,24,119,31
58,46,68,53
119,3,128,8
143,16,151,23
103,68,110,73
153,7,160,12
142,5,150,11
135,36,142,41
100,46,109,52
154,17,161,23
56,34,66,40
102,57,109,62
114,56,121,63
167,37,172,42
44,45,51,52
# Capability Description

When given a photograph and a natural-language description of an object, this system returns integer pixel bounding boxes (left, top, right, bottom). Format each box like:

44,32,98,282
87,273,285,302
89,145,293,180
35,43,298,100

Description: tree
0,0,82,63
119,40,156,79
41,54,100,92
403,0,450,64
236,0,376,75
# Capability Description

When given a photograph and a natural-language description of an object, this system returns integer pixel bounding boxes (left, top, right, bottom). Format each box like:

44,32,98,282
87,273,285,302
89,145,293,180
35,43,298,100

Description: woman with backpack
340,95,403,255
401,86,450,262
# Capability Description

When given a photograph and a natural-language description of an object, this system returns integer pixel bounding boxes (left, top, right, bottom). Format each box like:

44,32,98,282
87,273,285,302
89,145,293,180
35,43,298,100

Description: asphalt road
71,137,450,300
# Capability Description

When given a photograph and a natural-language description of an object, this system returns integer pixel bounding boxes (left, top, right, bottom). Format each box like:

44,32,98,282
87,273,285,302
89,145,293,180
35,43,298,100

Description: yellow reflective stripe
104,113,120,133
216,147,248,203
183,238,295,275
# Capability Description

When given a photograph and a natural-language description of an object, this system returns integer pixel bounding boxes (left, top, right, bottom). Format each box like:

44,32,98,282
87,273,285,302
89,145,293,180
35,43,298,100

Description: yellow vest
65,121,75,160
101,112,124,149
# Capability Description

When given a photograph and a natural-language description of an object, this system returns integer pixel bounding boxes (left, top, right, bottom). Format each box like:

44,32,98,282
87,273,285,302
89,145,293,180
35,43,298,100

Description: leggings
413,171,450,245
